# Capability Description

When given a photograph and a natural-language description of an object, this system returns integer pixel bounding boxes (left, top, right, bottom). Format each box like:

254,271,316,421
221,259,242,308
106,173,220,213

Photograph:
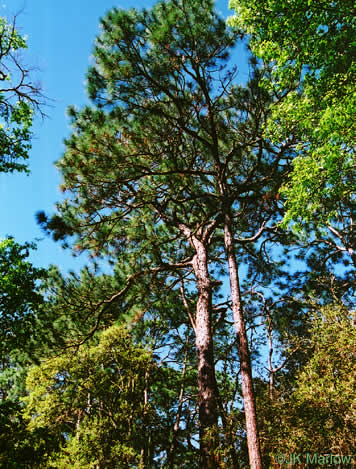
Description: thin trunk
267,316,275,400
267,317,299,400
186,406,194,454
192,239,219,469
168,340,188,469
224,213,262,469
128,378,135,440
168,384,185,469
76,412,81,440
140,370,150,469
87,392,92,416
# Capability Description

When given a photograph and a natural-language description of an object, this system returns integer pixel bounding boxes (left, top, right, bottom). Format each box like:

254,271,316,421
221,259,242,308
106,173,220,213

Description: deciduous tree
0,15,44,173
24,325,157,468
228,0,355,234
0,238,53,468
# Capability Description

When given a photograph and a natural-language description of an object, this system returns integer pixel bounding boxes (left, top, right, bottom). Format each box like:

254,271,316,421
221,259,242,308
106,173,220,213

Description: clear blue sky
0,0,248,272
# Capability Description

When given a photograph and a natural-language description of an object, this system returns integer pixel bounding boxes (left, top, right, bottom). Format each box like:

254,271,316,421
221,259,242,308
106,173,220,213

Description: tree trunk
267,315,275,400
139,370,150,468
224,213,262,469
192,239,219,469
168,340,188,469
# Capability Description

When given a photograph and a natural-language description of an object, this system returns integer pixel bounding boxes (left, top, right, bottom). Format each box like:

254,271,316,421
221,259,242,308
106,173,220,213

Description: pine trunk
224,214,262,469
192,240,219,469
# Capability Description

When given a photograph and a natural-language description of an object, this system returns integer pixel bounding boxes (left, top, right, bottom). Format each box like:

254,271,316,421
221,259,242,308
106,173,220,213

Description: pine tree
40,1,296,466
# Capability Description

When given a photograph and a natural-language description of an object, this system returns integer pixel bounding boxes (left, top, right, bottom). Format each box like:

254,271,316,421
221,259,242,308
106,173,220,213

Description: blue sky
0,0,248,272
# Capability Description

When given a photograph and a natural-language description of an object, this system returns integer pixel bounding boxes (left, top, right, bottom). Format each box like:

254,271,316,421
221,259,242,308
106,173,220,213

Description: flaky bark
224,213,262,469
174,220,220,468
192,238,219,468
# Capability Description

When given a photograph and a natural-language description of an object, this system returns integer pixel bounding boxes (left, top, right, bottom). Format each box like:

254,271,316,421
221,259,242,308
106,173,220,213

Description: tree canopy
228,0,355,229
38,1,299,465
1,2,355,468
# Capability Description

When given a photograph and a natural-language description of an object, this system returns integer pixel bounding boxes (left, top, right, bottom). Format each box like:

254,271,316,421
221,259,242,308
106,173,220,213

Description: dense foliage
257,303,355,467
228,0,355,228
2,2,355,468
0,239,52,468
24,325,157,467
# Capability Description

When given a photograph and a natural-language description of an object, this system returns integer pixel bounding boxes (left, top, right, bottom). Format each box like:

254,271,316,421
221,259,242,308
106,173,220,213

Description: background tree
228,0,355,237
23,269,207,468
255,302,355,466
0,238,56,468
24,325,158,468
21,255,203,466
0,15,44,173
0,238,46,400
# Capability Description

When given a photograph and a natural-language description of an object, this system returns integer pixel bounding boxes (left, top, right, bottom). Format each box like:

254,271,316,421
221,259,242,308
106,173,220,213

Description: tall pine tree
40,1,296,466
